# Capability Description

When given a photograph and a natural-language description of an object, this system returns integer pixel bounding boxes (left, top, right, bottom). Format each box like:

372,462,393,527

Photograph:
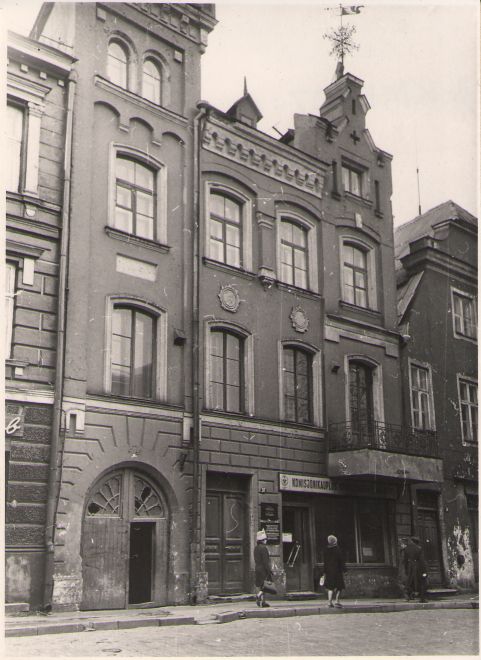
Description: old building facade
5,31,74,608
5,2,476,611
395,201,478,589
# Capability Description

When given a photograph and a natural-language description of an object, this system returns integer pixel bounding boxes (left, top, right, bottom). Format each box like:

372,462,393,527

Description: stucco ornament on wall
290,306,309,333
218,284,241,313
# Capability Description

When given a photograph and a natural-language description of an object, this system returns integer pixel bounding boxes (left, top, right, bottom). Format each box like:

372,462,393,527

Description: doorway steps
5,603,29,615
207,594,255,604
426,587,458,598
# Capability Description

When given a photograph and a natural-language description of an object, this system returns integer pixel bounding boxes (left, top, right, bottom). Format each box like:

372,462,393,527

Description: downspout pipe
43,70,76,610
190,102,209,604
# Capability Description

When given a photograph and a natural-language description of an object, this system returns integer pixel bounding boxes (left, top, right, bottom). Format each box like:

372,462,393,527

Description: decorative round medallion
218,284,240,313
290,306,309,333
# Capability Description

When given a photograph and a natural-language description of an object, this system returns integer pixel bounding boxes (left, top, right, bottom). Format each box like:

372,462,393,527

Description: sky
2,0,479,226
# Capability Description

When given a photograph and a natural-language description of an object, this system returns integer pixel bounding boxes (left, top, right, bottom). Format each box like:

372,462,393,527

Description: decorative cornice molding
202,118,326,199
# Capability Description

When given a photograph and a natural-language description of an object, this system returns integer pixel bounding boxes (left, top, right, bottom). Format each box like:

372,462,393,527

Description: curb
6,602,478,638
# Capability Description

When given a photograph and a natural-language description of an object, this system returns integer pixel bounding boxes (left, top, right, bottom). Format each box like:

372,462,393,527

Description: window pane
5,263,16,358
292,224,307,247
353,247,365,268
226,358,240,387
280,221,292,243
117,158,135,183
282,244,293,266
224,197,240,223
209,237,224,263
283,348,294,372
226,245,241,268
210,219,223,240
293,248,307,272
356,289,367,308
284,397,296,422
7,105,23,192
226,384,241,412
108,42,128,88
115,207,133,233
344,283,355,304
284,372,295,397
210,193,225,217
142,60,161,104
136,191,154,216
132,312,153,397
294,268,307,289
116,185,132,209
343,244,354,265
211,355,223,382
211,382,224,410
225,224,240,248
358,500,386,563
135,163,154,190
111,365,131,395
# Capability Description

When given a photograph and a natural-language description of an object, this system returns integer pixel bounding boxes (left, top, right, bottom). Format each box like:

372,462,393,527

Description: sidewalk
5,593,479,638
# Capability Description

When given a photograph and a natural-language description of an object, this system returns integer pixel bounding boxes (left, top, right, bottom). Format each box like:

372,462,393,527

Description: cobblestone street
6,609,478,657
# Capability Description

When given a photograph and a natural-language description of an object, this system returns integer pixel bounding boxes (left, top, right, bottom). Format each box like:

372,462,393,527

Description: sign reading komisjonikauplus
279,473,346,494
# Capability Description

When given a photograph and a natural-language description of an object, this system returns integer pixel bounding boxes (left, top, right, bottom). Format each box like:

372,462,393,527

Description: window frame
339,236,378,311
279,340,323,427
451,287,477,343
457,374,478,445
108,144,167,245
6,102,27,193
204,182,253,272
142,57,162,105
104,295,167,402
344,355,384,425
408,360,436,431
276,210,319,294
5,262,17,360
204,320,254,416
279,219,309,290
115,156,156,240
107,39,130,90
341,162,365,198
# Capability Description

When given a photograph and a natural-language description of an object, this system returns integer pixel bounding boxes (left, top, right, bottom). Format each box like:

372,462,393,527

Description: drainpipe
190,102,208,604
43,70,76,610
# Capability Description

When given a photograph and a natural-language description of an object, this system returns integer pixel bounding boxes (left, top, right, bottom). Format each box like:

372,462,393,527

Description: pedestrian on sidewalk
254,529,273,608
404,536,428,602
323,534,346,608
397,537,408,596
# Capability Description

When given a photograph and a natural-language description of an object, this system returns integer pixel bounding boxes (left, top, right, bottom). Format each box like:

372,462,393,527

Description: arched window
280,220,309,289
142,58,162,104
115,156,156,239
111,305,156,398
283,346,312,424
108,40,128,89
209,191,242,268
342,242,368,308
209,329,244,413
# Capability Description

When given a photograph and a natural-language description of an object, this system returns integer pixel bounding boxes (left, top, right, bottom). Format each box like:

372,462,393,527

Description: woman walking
254,529,273,607
323,534,346,608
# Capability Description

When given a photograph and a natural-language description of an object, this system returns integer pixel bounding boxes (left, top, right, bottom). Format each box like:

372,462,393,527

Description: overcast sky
2,0,479,226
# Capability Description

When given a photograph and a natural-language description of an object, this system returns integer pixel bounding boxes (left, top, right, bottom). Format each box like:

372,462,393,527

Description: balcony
328,421,443,482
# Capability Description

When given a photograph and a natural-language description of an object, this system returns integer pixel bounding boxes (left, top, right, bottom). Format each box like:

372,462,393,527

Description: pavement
5,592,479,638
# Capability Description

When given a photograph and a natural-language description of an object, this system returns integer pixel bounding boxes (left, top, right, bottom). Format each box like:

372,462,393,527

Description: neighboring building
395,201,478,589
5,31,74,608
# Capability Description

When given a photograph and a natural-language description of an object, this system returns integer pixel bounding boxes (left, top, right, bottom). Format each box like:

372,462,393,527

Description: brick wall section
6,404,53,547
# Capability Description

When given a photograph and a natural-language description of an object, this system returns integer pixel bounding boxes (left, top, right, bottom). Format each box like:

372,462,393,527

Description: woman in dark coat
254,529,273,607
323,535,346,608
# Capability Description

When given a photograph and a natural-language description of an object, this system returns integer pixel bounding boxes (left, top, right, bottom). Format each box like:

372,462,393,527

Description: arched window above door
86,474,122,517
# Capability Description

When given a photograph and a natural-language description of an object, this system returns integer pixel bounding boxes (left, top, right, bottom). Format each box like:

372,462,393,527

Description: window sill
280,419,321,432
6,359,30,368
105,226,170,253
202,257,257,280
93,392,182,410
202,408,255,421
339,300,381,318
344,191,373,208
453,331,477,345
331,191,341,201
277,281,321,300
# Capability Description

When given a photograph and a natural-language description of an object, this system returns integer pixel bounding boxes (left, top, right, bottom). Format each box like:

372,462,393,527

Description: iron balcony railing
328,420,439,459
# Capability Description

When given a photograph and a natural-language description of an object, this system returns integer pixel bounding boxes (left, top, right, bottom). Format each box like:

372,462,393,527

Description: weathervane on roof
323,5,363,79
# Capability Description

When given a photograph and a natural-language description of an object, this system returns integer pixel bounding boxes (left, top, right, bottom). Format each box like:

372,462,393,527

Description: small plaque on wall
260,502,280,544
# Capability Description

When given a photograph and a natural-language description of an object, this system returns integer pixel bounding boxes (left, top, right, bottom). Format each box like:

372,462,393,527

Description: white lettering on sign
6,416,22,435
279,473,346,494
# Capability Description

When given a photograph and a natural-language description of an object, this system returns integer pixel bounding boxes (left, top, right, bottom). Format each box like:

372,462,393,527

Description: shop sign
5,404,25,438
259,502,280,544
279,473,347,495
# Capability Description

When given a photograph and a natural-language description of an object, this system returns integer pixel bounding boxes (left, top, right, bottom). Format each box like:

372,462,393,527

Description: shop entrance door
417,493,442,585
283,506,311,592
205,490,247,594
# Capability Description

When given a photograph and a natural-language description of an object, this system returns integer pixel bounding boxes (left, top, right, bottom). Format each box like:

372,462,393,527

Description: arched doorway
81,468,169,610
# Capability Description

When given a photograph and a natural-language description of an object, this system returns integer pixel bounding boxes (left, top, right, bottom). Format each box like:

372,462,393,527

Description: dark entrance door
417,492,442,585
282,506,311,592
129,522,154,604
205,490,246,594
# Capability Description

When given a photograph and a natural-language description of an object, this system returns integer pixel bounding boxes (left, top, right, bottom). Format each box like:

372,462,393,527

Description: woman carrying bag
321,534,346,608
254,529,275,607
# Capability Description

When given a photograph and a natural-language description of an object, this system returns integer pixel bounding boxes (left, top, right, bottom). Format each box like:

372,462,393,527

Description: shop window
5,262,17,359
458,377,478,444
280,220,309,289
283,346,312,424
452,289,477,341
6,104,24,192
142,58,162,104
107,40,129,89
409,362,435,430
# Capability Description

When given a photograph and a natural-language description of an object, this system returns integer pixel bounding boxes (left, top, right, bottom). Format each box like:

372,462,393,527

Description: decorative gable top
226,82,263,128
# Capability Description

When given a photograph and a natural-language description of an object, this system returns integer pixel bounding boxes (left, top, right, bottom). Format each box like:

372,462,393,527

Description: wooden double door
205,478,248,594
81,469,168,610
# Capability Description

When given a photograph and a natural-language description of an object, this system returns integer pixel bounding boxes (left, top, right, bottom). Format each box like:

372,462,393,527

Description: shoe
261,602,270,607
328,602,334,608
256,595,262,607
334,602,343,608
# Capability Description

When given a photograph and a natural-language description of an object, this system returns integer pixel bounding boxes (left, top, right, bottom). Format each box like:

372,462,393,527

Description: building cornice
202,114,327,199
8,30,75,74
401,244,477,284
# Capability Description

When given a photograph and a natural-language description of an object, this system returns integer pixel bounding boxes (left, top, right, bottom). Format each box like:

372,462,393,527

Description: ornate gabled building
395,201,478,589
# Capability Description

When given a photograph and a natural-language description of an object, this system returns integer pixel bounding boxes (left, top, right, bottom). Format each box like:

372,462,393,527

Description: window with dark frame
208,191,242,268
142,58,162,104
374,179,381,213
410,364,433,430
453,292,477,340
115,156,156,240
341,163,363,196
6,103,25,193
107,40,128,88
349,361,374,431
459,379,478,443
209,330,244,413
5,262,17,359
343,242,368,308
111,306,155,399
280,220,308,289
283,346,312,424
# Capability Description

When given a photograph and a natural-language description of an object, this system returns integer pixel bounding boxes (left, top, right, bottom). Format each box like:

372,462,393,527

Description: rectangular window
280,220,308,289
374,180,381,213
453,291,477,340
7,104,24,192
209,192,242,268
342,164,363,197
410,364,434,430
209,330,244,413
115,157,156,240
283,347,312,424
342,243,368,308
5,262,16,359
459,378,477,443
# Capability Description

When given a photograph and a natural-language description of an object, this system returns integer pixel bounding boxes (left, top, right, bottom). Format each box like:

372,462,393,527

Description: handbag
262,579,277,595
319,574,326,587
